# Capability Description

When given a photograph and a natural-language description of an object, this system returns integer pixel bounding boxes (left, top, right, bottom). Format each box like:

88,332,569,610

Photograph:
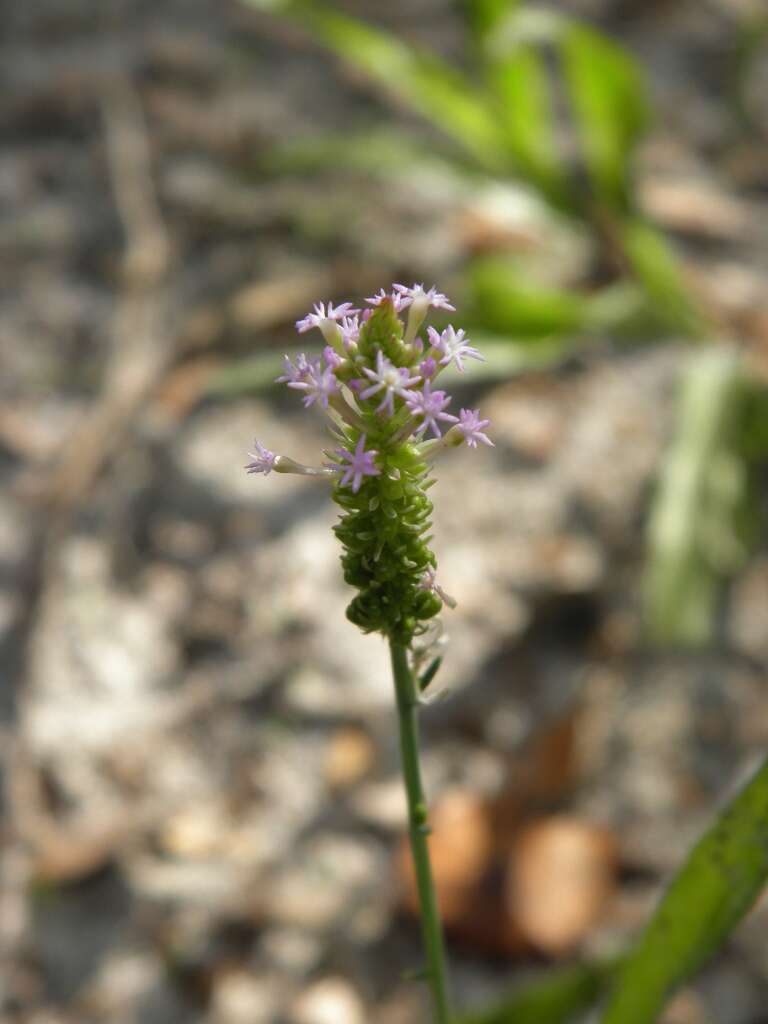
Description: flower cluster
246,285,492,644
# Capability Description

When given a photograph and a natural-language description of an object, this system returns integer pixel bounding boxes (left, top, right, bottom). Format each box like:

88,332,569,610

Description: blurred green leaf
621,218,707,338
260,129,465,177
466,255,650,340
731,13,768,130
489,46,569,206
601,753,768,1024
467,256,592,338
275,3,504,170
464,0,521,43
458,959,616,1024
643,349,748,646
737,380,768,460
562,24,649,210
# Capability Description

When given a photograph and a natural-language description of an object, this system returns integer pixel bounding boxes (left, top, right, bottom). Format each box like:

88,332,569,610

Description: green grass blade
621,218,708,338
458,959,616,1024
562,24,649,210
463,0,522,44
489,46,570,207
277,3,504,170
601,754,768,1024
643,349,748,646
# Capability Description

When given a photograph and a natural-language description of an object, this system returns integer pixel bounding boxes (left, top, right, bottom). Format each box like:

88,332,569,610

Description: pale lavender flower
323,345,343,370
275,352,316,385
365,288,407,312
393,283,455,313
394,284,456,343
428,325,484,372
419,355,437,379
456,408,493,448
406,381,458,438
288,361,339,409
340,315,361,350
296,301,361,347
360,349,421,416
419,566,457,609
327,435,381,493
296,301,360,333
245,441,277,476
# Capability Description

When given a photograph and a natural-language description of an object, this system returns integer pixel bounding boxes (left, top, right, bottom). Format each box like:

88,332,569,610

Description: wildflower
359,350,421,416
296,301,361,347
419,355,437,379
419,567,457,609
245,441,277,476
366,288,407,312
393,283,455,313
340,315,361,350
288,360,339,409
427,325,484,372
326,435,381,493
323,345,344,370
394,283,456,342
275,352,316,385
455,408,494,448
405,380,458,438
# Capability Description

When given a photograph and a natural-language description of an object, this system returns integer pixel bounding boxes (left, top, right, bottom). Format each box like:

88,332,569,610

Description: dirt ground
1,1,767,1022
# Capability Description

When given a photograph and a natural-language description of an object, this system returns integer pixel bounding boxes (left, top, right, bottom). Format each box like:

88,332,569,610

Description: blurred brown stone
324,727,376,790
506,816,618,955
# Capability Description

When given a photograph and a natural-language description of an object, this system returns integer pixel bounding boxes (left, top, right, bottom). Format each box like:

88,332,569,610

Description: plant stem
389,639,452,1023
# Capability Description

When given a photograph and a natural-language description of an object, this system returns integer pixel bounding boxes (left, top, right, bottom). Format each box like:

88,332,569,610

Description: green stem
389,639,452,1023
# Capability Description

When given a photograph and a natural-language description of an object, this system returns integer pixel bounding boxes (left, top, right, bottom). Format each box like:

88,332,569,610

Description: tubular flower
427,325,485,372
246,286,492,644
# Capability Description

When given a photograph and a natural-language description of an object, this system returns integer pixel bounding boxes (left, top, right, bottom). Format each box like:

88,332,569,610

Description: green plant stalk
389,640,452,1023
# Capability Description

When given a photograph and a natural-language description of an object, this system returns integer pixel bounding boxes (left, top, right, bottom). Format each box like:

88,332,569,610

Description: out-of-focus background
1,1,767,1021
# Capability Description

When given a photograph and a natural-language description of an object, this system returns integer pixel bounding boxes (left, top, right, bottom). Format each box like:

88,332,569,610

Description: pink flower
419,566,457,608
275,352,317,385
323,346,344,370
359,350,421,416
326,435,381,493
427,325,484,372
365,288,407,312
296,301,360,334
405,381,458,438
393,283,455,312
419,355,437,379
245,441,277,476
340,315,361,349
456,408,493,448
288,361,339,409
394,284,456,343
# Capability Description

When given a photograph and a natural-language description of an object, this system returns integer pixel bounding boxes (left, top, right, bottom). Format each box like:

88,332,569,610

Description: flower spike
247,284,492,643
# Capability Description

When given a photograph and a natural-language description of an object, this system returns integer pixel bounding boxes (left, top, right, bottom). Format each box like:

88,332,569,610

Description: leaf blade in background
466,255,651,340
458,959,616,1024
489,45,570,207
463,0,522,44
562,24,649,211
601,754,768,1024
265,1,505,170
621,218,708,337
643,348,749,646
